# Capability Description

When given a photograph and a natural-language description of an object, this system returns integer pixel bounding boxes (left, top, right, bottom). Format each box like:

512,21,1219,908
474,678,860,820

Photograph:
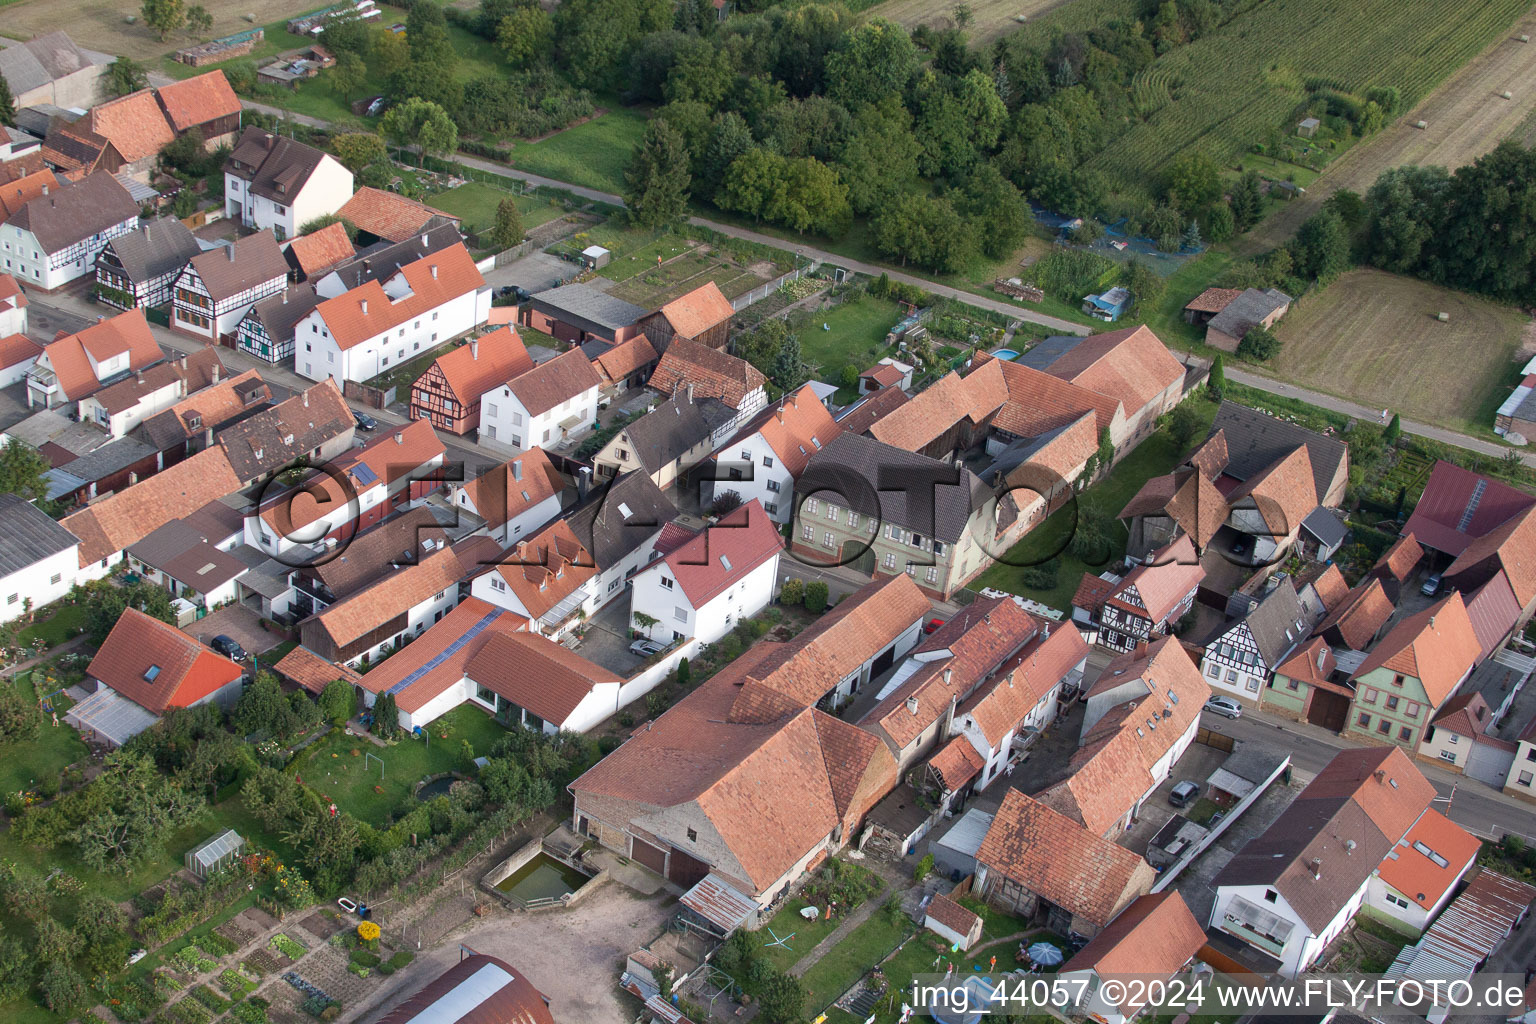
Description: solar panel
351,463,379,486
385,608,502,696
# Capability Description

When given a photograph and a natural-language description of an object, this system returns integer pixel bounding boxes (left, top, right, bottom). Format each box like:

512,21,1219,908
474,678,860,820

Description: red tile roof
1274,636,1343,692
1465,570,1522,660
1375,534,1424,583
0,332,40,369
373,954,554,1024
1429,691,1494,739
868,363,1006,452
426,327,533,405
467,631,619,725
592,335,658,385
87,89,177,163
286,221,354,277
958,619,1088,748
260,418,444,534
1118,469,1227,551
1040,324,1184,415
1446,504,1536,607
1301,746,1437,842
1351,591,1481,706
1227,444,1317,537
87,608,242,713
312,547,463,649
927,735,984,791
273,644,363,695
1306,563,1350,613
38,307,162,402
1188,429,1229,480
925,892,981,937
489,518,598,621
0,169,59,217
1315,577,1395,650
1375,809,1479,910
1079,535,1203,624
461,447,563,529
861,363,904,388
155,71,241,133
835,385,909,436
649,338,765,409
358,597,528,712
1403,460,1536,557
1184,287,1243,314
655,281,734,339
652,500,782,608
62,445,242,565
724,383,843,478
1060,893,1206,1011
313,243,485,351
978,790,1156,928
335,187,459,242
981,353,1122,439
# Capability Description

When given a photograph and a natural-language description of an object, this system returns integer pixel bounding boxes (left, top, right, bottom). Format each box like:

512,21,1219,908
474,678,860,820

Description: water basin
494,852,591,903
416,776,457,801
992,348,1019,360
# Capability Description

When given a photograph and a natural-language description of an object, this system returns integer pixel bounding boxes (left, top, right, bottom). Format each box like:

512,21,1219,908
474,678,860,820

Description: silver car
629,638,665,657
1204,696,1243,719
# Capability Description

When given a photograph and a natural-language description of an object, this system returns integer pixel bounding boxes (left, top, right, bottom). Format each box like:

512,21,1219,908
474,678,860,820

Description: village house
0,492,81,623
0,169,58,221
1182,287,1243,326
297,544,462,668
126,512,250,612
1211,402,1351,509
1209,747,1440,976
76,346,223,440
26,307,162,410
1071,535,1204,653
1264,638,1352,731
409,327,533,435
153,70,243,150
224,128,353,241
479,347,602,454
795,432,1027,600
295,243,490,385
334,186,460,244
171,231,288,341
975,790,1157,939
94,218,201,311
708,383,844,523
40,88,173,181
1202,287,1294,352
1057,893,1207,1024
1119,465,1228,560
0,332,39,390
1366,807,1480,934
3,170,138,291
283,221,354,282
859,358,912,394
215,378,355,487
637,281,735,352
591,387,734,491
133,367,269,467
43,436,161,508
1199,577,1309,706
311,225,463,300
835,385,910,437
1418,692,1520,784
1504,718,1536,803
233,285,323,365
450,447,564,545
585,335,659,398
278,506,447,625
1223,445,1320,565
648,338,768,437
628,500,783,646
460,630,625,734
521,283,646,345
867,363,1007,460
0,32,108,110
1313,577,1396,652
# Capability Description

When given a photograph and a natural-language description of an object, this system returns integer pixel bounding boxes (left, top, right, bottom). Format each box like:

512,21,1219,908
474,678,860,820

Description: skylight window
720,555,732,571
144,665,161,683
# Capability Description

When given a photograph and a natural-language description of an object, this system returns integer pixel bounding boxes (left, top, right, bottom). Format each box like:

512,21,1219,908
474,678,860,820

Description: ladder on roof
1458,479,1488,533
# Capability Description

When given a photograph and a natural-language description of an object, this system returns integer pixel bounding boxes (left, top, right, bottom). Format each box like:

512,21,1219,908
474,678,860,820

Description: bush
758,972,806,1024
1237,325,1281,362
779,578,804,606
1020,561,1058,589
675,658,690,686
914,853,935,881
803,580,829,613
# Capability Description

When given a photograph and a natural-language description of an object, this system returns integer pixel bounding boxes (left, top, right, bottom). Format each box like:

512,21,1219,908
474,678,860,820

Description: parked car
1169,780,1200,808
924,618,947,635
1421,573,1443,597
209,635,247,661
629,638,665,657
353,410,378,432
1204,696,1243,719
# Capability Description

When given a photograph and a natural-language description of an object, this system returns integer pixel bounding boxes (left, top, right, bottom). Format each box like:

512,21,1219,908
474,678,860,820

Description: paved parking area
189,603,283,660
1171,769,1301,924
571,596,649,677
1116,742,1228,857
482,252,576,293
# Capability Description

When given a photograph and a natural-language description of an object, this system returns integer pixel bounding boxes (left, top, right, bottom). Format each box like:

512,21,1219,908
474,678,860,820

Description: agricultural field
1010,0,1532,199
600,240,783,308
1269,269,1531,436
868,0,1074,47
9,0,314,62
1244,7,1536,252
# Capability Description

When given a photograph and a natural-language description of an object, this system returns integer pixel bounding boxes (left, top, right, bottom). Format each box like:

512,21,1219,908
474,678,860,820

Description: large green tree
497,4,553,67
0,74,15,127
697,111,753,199
825,19,917,108
140,0,187,41
381,97,458,158
330,50,368,101
624,118,692,228
836,97,919,214
83,581,175,646
0,439,49,502
491,197,525,247
1293,208,1350,283
330,131,387,173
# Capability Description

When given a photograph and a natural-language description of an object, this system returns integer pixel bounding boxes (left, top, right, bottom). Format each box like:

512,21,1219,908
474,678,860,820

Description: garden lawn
791,294,905,379
17,603,85,649
977,402,1217,612
754,898,844,975
0,672,88,797
364,338,459,395
288,705,507,827
799,908,913,1012
510,107,649,196
428,183,564,235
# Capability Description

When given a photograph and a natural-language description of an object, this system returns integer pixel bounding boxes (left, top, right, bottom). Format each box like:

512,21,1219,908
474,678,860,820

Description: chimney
1374,769,1386,784
470,339,478,360
394,431,403,445
204,426,214,447
429,264,438,280
943,668,952,685
211,364,220,384
512,460,522,481
282,291,288,305
128,471,137,485
227,245,235,262
685,382,693,403
1310,859,1322,880
136,370,143,384
178,353,187,370
421,233,429,248
361,299,368,314
40,184,46,196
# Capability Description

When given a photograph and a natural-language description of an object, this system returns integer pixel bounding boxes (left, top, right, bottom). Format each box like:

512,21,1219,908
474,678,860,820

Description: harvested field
5,0,322,62
1268,269,1529,435
869,0,1073,46
1244,5,1536,252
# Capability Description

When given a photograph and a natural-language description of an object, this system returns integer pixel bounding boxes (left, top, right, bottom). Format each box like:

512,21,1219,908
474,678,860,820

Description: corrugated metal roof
679,874,756,933
933,807,995,858
1388,869,1536,984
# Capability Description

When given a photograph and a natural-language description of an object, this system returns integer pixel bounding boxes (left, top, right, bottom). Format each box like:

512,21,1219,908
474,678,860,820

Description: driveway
481,252,576,293
572,594,650,677
189,603,282,660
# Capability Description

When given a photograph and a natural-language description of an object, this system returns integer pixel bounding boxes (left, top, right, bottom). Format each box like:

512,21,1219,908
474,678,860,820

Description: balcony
1219,896,1294,958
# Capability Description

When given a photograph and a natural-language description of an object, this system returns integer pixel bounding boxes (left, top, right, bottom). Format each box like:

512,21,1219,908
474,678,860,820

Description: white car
1204,696,1243,719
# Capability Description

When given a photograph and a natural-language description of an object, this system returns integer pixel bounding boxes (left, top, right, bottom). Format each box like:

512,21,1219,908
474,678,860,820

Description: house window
801,524,813,540
1520,771,1534,786
487,403,498,417
823,531,834,548
4,594,14,605
1205,662,1219,678
1263,889,1277,903
762,456,774,468
805,498,820,515
1225,669,1238,683
826,504,839,520
1358,713,1371,728
49,574,60,585
765,503,778,515
1399,727,1412,742
1363,688,1378,703
1287,677,1299,690
1447,733,1460,745
1384,893,1410,910
766,480,780,492
1385,696,1399,711
1439,750,1457,763
1405,702,1419,718
925,566,938,584
686,828,697,842
661,577,673,590
1392,674,1405,687
883,552,896,570
1378,720,1391,735
674,606,688,622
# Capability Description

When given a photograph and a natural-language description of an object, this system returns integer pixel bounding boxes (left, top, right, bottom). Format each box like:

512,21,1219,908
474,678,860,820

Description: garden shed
1297,117,1321,137
580,245,611,270
186,829,245,879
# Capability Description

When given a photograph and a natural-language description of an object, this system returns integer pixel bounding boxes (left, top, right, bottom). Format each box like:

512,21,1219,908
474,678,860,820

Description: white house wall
225,157,353,241
0,545,79,622
479,383,601,454
718,432,796,522
296,287,490,384
630,554,779,646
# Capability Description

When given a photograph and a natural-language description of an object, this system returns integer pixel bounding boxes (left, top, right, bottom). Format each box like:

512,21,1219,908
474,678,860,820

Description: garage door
630,836,667,875
668,848,710,889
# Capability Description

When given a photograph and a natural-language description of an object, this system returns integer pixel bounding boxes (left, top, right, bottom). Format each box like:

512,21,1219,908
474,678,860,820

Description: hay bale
1415,120,1428,129
1503,91,1514,99
1437,311,1450,322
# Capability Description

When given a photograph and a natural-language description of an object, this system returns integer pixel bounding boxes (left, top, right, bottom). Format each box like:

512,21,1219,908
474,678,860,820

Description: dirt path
1239,5,1536,254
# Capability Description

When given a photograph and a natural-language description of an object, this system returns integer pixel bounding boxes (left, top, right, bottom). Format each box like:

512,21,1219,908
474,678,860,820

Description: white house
628,500,782,646
462,630,622,734
479,348,602,454
451,447,564,545
2,171,139,291
0,273,29,337
1364,808,1479,935
1199,578,1308,707
26,308,163,410
0,493,80,622
223,128,354,241
712,383,843,523
294,243,489,384
1210,747,1440,976
171,232,288,341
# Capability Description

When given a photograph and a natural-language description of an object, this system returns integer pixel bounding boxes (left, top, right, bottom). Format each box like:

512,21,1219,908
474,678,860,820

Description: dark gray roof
187,231,287,300
0,492,76,573
9,171,139,253
565,470,678,570
531,283,646,332
982,416,1087,486
1301,506,1347,548
1210,402,1346,502
100,218,199,284
3,409,110,457
1207,287,1291,340
304,506,447,598
43,435,157,498
799,432,991,543
11,105,69,139
244,285,322,343
127,518,249,589
620,393,729,475
1014,333,1085,371
1225,578,1306,667
1213,743,1290,787
319,224,463,293
224,128,328,205
0,33,100,96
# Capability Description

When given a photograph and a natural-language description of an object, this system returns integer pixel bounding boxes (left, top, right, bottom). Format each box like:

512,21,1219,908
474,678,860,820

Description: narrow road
241,101,1090,336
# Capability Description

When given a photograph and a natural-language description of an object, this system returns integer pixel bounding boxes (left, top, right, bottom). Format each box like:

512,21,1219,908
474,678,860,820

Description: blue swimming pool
992,349,1019,360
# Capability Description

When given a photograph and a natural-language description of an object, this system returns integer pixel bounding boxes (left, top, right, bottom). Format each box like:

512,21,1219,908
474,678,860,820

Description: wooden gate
630,836,667,876
1306,689,1350,732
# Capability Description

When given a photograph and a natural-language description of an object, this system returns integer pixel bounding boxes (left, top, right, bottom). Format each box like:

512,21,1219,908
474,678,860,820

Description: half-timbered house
4,171,139,291
94,218,200,311
1198,577,1308,706
409,327,532,435
234,285,322,364
1071,535,1204,652
172,231,287,341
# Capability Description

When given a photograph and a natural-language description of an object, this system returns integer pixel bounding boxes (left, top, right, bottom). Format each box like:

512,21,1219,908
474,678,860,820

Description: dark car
1169,780,1200,808
209,635,248,661
353,410,378,432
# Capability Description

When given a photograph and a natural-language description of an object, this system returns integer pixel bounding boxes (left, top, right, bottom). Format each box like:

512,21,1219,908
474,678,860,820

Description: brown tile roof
1375,534,1424,582
1465,570,1522,660
335,187,459,242
1041,324,1185,414
1060,893,1206,1008
1375,808,1479,910
467,631,619,725
1184,287,1242,314
727,573,931,724
982,353,1121,438
306,507,446,597
655,281,734,339
314,243,485,351
1429,691,1494,739
259,418,444,534
836,385,910,436
925,892,981,936
462,447,563,529
490,518,598,621
1118,469,1227,551
1227,444,1317,537
217,378,353,482
87,607,243,713
958,619,1089,748
1100,534,1205,624
1314,577,1395,650
91,360,182,415
1188,428,1229,480
867,363,1005,451
427,327,533,405
504,347,601,416
978,790,1156,928
1351,590,1481,706
273,644,363,695
861,363,904,388
356,598,528,711
311,547,462,648
0,152,45,187
373,955,554,1024
1274,637,1341,691
725,383,842,478
62,444,241,565
927,735,985,791
154,71,241,133
591,335,658,385
0,168,59,217
1446,504,1536,607
187,231,288,301
286,221,354,278
649,338,765,409
9,170,138,254
0,332,40,369
1303,562,1350,613
653,500,782,607
138,368,270,450
84,89,176,163
224,128,330,204
38,307,162,403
